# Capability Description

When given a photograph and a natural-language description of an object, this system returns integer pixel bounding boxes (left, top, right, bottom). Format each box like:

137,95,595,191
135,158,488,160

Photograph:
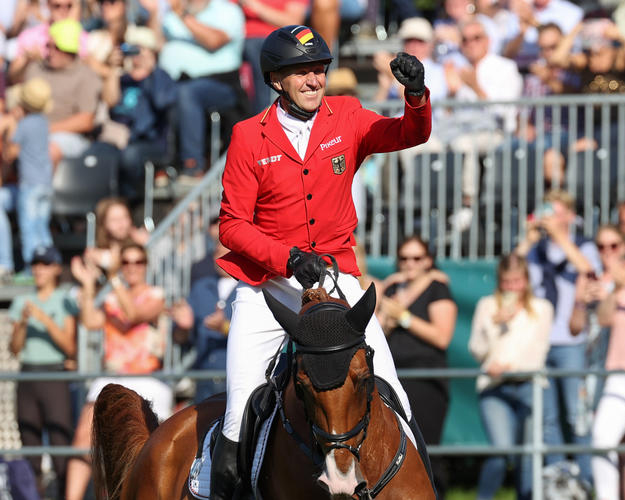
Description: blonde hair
544,189,575,212
495,253,535,316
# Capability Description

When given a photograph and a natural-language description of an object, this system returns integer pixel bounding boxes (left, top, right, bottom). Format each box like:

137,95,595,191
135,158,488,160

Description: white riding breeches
222,273,412,442
592,374,625,500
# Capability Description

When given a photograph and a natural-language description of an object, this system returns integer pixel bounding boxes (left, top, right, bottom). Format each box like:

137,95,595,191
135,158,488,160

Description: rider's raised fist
390,52,425,97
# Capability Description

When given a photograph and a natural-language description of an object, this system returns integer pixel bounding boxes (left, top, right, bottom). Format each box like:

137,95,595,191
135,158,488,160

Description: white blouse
469,294,554,392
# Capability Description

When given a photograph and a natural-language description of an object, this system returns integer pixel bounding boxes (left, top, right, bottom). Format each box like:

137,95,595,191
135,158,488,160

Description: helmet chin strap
278,91,318,121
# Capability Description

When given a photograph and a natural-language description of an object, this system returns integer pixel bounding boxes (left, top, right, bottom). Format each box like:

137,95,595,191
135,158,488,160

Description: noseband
294,339,375,462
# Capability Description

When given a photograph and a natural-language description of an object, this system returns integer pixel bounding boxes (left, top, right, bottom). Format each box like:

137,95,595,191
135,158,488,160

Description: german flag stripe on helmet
295,28,313,45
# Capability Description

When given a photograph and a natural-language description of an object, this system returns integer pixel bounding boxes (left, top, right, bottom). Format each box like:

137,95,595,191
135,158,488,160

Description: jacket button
307,194,312,200
303,169,309,175
309,218,315,225
311,241,316,248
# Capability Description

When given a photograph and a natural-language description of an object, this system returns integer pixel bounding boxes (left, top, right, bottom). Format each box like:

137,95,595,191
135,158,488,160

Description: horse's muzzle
317,450,367,499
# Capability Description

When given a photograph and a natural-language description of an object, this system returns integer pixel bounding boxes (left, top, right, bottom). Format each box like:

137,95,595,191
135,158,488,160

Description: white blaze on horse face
317,450,361,496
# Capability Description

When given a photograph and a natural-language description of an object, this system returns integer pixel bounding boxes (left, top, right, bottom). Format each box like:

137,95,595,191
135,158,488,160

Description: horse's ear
345,283,376,333
262,289,299,334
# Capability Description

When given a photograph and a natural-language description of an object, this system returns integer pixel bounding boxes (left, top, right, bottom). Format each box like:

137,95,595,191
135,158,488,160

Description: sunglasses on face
597,242,622,252
398,255,426,263
121,258,147,266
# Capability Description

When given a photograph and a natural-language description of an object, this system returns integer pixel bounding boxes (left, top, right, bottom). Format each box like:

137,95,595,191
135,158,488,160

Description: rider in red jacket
212,24,432,500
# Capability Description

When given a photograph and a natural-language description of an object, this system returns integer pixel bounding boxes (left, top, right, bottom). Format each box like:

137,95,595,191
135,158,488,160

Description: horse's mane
92,384,160,500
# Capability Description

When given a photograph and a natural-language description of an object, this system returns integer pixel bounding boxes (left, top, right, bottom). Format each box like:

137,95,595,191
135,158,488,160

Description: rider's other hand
390,52,425,97
287,247,327,289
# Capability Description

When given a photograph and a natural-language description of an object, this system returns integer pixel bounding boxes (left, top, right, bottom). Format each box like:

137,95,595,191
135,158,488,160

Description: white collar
276,101,316,135
276,101,316,159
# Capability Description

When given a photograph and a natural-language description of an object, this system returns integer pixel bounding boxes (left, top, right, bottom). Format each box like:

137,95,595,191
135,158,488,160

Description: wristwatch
398,310,412,329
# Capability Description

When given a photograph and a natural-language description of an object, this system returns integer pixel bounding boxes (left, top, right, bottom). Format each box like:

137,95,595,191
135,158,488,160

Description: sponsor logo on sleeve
257,154,283,166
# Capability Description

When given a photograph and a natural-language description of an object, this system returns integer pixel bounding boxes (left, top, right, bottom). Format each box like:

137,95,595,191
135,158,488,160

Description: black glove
390,51,425,97
287,247,327,289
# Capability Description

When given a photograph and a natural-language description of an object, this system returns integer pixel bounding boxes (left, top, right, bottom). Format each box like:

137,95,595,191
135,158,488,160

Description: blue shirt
13,113,52,187
159,0,244,80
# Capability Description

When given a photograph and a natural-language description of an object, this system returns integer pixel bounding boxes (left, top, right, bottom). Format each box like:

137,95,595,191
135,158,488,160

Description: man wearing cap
99,25,177,199
23,19,101,166
211,25,433,499
0,77,55,277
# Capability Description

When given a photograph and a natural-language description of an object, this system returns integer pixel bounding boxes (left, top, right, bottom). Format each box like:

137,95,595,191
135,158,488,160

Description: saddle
189,352,291,499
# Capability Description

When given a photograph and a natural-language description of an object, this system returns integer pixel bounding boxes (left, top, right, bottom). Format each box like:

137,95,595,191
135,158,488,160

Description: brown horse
92,284,436,500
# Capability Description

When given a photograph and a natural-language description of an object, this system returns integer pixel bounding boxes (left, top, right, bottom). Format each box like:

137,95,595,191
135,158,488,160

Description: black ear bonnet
263,284,376,390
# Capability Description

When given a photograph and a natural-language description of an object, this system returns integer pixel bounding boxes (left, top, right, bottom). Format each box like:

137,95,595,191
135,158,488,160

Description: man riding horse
212,24,433,499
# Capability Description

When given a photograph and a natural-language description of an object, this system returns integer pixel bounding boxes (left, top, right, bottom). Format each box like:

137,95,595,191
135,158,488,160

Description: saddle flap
239,352,291,479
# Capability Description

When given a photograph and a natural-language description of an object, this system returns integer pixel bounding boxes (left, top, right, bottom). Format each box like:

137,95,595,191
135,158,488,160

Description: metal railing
357,94,625,260
1,367,623,500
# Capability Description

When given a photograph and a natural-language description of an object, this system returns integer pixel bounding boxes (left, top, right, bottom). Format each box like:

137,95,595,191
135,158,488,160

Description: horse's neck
360,391,402,474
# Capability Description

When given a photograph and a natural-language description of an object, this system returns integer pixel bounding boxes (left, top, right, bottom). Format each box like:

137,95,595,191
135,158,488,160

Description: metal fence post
532,372,544,500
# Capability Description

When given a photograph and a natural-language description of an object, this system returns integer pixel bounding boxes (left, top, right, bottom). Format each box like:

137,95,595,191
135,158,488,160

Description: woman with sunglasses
66,242,172,500
469,253,553,500
571,225,625,337
378,235,457,496
569,226,625,423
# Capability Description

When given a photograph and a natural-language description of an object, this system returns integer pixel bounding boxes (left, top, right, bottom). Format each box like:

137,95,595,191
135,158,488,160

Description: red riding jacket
217,91,432,285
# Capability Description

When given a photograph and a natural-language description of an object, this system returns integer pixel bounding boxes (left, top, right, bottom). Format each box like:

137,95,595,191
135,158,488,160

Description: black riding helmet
260,25,333,120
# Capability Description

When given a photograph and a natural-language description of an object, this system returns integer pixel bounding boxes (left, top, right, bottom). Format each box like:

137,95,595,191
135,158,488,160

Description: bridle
283,337,407,500
294,339,375,462
266,263,408,499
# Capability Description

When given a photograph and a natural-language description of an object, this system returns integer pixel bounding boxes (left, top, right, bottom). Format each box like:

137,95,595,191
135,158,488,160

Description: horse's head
263,284,377,498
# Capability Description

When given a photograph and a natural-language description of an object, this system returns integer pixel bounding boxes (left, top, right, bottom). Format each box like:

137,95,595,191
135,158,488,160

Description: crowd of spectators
375,191,625,499
369,0,625,231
